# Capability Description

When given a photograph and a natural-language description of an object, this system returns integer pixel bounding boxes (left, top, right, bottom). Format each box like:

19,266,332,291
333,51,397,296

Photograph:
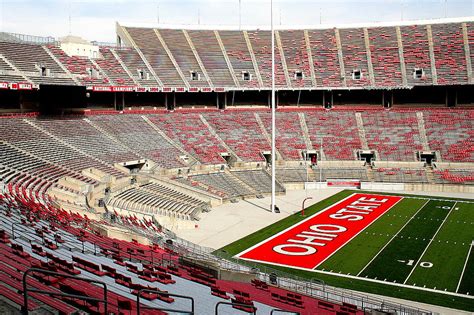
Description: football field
217,190,474,311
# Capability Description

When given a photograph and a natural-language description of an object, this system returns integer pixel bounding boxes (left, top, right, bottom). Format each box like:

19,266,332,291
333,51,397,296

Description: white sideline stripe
379,194,474,204
238,255,474,300
403,201,457,285
456,242,473,293
356,199,431,277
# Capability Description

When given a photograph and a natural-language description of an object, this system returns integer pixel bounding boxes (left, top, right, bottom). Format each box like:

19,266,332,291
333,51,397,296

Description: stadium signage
327,180,361,188
188,87,200,92
0,82,8,89
236,193,402,270
18,83,33,90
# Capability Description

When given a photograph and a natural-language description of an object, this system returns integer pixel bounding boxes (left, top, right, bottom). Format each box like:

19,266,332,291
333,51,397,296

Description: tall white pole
239,0,242,30
271,0,276,213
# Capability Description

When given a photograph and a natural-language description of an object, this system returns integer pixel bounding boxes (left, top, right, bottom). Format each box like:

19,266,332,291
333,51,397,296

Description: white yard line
456,241,473,293
356,199,431,277
403,201,457,285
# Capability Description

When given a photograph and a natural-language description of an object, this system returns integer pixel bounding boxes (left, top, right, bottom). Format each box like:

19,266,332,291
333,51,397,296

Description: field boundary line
456,241,473,293
238,255,474,299
403,201,457,284
386,195,474,204
356,199,431,277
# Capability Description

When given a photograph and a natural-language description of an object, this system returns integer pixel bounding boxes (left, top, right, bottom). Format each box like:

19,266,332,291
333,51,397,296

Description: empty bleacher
431,23,468,85
113,47,159,87
368,27,403,87
372,167,428,183
148,112,226,164
259,111,307,160
47,45,109,85
279,30,313,88
108,182,207,220
247,30,287,87
307,29,343,87
231,169,285,194
96,47,135,85
187,30,235,87
424,110,474,162
362,111,423,161
400,25,433,85
204,111,269,162
304,111,362,160
126,27,185,87
88,114,185,169
0,41,75,85
218,30,260,88
339,28,370,87
432,168,474,185
158,29,209,88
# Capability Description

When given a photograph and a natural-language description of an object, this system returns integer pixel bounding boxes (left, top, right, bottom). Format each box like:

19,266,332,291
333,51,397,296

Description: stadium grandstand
0,1,472,314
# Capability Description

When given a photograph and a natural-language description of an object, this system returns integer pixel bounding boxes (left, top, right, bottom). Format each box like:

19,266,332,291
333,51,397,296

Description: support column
268,91,271,108
122,92,125,110
173,92,176,110
224,92,227,108
164,93,168,110
276,91,279,108
216,92,219,109
113,92,117,110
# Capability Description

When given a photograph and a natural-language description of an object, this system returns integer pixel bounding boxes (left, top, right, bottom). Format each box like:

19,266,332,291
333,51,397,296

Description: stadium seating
218,30,260,88
88,114,186,169
231,169,285,194
204,111,270,162
96,47,136,85
247,30,287,87
424,110,474,162
304,110,362,160
372,167,428,183
158,29,210,88
259,111,307,160
113,47,160,87
362,111,423,161
107,182,208,220
279,30,313,88
432,169,474,185
187,30,235,87
367,27,403,87
431,23,468,85
0,41,76,85
307,29,343,87
126,27,185,87
339,28,371,87
400,25,433,85
148,112,226,164
47,45,109,85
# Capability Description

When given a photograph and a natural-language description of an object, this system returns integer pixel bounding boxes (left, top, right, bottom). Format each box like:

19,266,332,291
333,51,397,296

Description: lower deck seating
0,197,350,315
231,170,285,194
312,167,369,181
432,169,474,185
372,168,428,183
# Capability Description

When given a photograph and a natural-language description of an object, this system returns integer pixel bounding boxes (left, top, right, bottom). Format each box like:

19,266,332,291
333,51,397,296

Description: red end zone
236,193,402,270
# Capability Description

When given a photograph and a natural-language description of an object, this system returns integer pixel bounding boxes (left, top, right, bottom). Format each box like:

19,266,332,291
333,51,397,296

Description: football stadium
0,0,472,314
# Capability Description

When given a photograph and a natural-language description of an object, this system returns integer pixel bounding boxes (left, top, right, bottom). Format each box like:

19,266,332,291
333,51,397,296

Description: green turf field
216,190,474,311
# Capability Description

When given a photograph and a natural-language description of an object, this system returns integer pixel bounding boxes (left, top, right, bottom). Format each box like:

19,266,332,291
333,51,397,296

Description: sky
0,0,472,43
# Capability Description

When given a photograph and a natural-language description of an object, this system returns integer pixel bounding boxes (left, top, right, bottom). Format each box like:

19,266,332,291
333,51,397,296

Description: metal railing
136,289,195,314
22,268,108,315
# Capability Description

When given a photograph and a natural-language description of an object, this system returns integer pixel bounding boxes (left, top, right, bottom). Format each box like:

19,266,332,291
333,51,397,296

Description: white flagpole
271,0,276,213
